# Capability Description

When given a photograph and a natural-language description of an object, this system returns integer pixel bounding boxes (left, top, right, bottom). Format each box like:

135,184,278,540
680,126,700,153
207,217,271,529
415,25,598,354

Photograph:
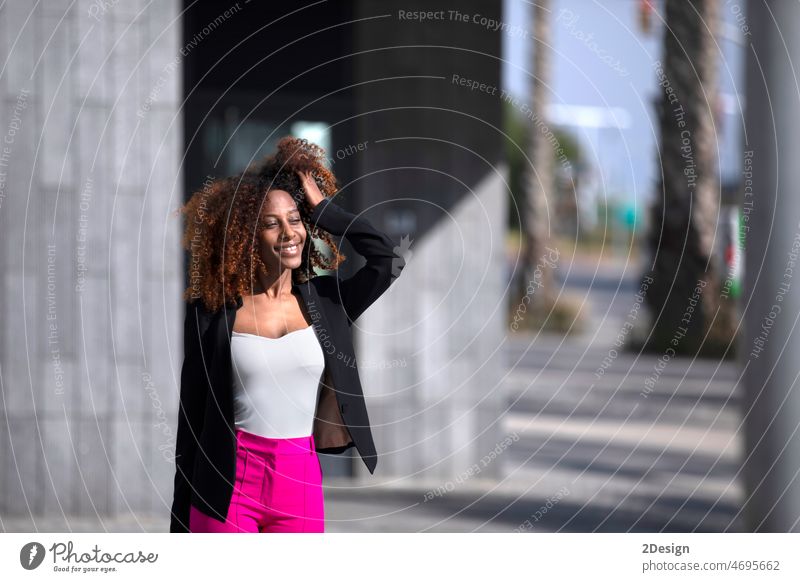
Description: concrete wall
358,167,509,481
0,1,183,524
351,0,508,482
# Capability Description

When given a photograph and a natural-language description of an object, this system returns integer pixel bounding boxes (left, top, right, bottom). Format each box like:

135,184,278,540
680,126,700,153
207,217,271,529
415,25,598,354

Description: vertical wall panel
0,1,182,524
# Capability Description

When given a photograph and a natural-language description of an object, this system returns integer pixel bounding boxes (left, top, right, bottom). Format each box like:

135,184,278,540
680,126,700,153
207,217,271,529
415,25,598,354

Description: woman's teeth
277,243,299,256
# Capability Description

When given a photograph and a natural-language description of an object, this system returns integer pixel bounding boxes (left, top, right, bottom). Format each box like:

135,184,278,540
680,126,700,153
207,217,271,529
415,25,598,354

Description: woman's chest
232,292,312,339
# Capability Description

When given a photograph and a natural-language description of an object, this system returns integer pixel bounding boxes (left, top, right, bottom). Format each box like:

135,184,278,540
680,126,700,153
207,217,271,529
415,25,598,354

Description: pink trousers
189,429,324,533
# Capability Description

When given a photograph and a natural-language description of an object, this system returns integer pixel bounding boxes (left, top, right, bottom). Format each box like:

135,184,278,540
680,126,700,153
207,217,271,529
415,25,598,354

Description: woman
170,136,405,533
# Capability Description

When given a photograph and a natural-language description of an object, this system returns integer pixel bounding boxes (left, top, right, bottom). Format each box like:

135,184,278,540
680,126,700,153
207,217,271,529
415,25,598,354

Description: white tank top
230,325,325,439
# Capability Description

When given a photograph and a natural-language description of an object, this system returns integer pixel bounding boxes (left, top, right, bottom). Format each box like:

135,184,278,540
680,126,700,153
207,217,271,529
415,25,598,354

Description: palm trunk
517,0,556,316
644,0,722,354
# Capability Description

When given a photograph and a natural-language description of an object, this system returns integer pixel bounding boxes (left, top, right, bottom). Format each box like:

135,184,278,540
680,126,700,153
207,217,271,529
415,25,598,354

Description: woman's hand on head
297,170,325,210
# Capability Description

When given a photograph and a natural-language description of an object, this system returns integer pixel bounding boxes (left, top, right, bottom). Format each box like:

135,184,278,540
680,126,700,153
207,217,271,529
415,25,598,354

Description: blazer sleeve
309,196,406,322
169,300,213,533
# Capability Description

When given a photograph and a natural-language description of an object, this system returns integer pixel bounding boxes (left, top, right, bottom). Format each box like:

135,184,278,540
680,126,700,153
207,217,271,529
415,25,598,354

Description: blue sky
501,0,747,209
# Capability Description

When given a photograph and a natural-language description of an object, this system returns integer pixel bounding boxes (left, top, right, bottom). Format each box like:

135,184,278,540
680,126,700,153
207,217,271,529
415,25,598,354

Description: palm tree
516,0,556,318
642,0,728,355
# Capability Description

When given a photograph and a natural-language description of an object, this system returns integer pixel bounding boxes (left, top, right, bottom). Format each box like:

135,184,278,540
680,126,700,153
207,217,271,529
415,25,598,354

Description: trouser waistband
235,428,315,455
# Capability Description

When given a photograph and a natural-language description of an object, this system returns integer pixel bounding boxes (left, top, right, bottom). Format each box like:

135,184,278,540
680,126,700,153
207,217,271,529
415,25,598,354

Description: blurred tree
504,101,526,233
506,106,581,238
642,0,729,355
515,0,556,316
553,128,582,241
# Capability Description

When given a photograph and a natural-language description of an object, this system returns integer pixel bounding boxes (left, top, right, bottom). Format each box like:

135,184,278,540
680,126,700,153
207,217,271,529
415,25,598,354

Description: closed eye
265,218,301,227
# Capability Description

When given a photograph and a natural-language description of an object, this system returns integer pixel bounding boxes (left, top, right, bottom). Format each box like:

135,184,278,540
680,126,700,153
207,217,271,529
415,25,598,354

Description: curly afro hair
178,135,347,312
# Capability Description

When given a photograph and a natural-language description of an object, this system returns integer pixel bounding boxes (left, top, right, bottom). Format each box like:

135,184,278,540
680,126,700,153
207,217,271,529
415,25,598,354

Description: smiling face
256,189,307,275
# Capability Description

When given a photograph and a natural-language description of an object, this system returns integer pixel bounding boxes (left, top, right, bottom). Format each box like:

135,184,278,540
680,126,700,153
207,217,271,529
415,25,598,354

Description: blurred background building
181,1,507,484
0,0,506,528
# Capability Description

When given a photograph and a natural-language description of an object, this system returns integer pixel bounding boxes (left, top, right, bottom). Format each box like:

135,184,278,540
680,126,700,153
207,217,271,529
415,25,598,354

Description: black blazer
169,196,405,533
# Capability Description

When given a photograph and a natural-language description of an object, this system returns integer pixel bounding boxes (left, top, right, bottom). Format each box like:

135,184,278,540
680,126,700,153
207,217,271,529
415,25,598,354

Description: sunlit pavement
326,255,744,532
